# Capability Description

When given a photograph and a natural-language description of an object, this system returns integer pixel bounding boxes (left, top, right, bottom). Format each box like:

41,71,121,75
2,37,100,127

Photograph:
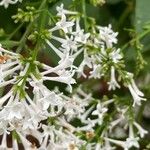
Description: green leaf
135,0,150,33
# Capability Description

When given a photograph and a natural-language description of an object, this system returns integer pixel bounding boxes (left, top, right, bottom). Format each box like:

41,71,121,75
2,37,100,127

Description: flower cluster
0,44,78,149
0,3,148,150
45,4,146,106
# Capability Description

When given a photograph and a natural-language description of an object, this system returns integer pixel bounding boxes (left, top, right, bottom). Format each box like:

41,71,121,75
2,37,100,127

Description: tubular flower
0,0,22,8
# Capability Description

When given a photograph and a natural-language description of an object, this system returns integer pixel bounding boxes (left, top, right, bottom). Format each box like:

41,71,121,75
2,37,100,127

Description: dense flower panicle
0,3,148,150
0,44,86,149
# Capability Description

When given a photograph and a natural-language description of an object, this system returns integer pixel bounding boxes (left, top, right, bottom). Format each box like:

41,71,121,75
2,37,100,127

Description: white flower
128,80,146,106
12,138,19,150
77,118,96,131
109,48,122,63
0,121,9,135
92,103,108,116
0,132,8,149
133,121,148,138
57,117,76,133
0,46,22,89
108,66,120,90
56,14,74,33
79,105,95,122
41,125,85,150
46,39,64,58
105,138,126,149
105,137,139,150
74,30,90,44
43,70,76,93
0,89,14,108
0,61,21,85
98,24,118,48
89,64,103,79
64,91,92,120
29,75,65,118
105,124,140,150
0,0,22,8
56,4,78,16
125,137,139,150
126,73,146,106
124,124,140,149
3,101,25,121
73,19,90,44
92,103,108,125
23,106,44,130
42,57,74,76
61,36,77,51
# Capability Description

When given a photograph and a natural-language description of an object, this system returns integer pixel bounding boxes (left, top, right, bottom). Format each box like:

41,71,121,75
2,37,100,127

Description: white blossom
56,14,74,33
108,66,120,90
74,18,90,44
133,121,148,138
97,24,118,48
3,101,25,121
109,48,122,63
0,132,8,149
125,124,140,149
0,47,22,86
56,4,78,16
92,102,108,125
105,124,140,150
128,81,146,106
0,0,22,8
89,64,103,79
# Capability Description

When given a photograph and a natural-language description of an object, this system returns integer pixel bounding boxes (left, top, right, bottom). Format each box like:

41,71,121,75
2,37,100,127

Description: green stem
32,38,41,61
46,10,56,23
16,0,47,53
7,22,24,40
82,0,88,31
32,0,47,61
16,23,33,53
122,29,150,51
